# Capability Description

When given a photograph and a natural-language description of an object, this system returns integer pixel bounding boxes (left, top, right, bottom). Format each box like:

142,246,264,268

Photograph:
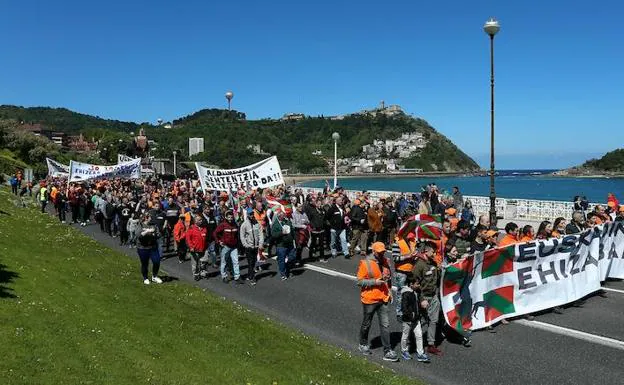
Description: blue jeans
203,241,217,265
330,229,349,258
220,246,240,280
276,246,295,278
137,248,161,280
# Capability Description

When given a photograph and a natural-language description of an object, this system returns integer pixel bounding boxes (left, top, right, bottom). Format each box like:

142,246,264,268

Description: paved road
71,220,624,385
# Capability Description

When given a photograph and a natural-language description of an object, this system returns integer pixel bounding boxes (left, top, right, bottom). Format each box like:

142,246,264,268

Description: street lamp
225,91,234,111
173,150,177,177
332,132,340,190
484,17,500,228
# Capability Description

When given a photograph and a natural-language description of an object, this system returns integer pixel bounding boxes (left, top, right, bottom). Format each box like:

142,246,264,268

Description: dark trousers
359,302,391,352
57,205,66,222
119,221,129,244
245,247,258,280
310,230,325,260
177,239,188,262
137,248,161,279
104,218,112,235
71,204,79,223
11,185,18,195
40,201,47,213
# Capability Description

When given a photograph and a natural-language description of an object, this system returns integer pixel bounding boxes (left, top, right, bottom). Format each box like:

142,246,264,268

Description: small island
553,148,624,177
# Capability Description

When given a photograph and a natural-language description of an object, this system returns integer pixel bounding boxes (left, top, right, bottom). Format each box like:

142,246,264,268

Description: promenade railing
300,187,602,222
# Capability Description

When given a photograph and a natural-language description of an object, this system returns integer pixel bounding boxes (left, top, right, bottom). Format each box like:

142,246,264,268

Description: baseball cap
445,207,457,215
485,230,498,238
371,242,386,254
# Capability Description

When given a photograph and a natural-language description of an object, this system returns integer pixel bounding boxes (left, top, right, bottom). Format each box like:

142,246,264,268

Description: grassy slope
0,189,421,385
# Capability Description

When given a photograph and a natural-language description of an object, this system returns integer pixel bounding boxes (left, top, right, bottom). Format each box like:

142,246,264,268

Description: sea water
299,170,624,203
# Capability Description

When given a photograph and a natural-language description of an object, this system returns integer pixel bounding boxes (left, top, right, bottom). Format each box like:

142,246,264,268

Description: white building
188,137,205,157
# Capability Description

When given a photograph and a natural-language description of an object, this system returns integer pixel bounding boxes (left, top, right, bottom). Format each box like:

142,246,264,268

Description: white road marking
602,287,624,294
301,262,624,350
515,320,624,351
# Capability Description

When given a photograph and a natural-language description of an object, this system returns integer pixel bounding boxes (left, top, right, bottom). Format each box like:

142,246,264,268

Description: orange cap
607,201,616,208
485,230,498,238
371,242,386,254
445,207,457,215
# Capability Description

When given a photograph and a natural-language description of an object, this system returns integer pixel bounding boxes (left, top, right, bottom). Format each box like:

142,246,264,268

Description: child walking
400,276,430,363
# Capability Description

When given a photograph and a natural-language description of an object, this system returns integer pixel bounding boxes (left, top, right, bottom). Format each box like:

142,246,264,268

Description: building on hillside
189,137,205,157
281,113,305,121
247,144,269,156
67,134,98,153
18,123,68,146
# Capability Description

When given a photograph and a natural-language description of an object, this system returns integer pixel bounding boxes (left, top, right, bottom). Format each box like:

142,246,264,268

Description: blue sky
1,0,623,169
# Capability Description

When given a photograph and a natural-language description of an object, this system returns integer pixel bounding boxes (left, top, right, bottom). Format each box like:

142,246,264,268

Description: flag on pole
397,214,443,239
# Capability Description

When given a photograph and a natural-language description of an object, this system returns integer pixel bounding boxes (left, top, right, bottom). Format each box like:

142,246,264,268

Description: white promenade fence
301,187,602,222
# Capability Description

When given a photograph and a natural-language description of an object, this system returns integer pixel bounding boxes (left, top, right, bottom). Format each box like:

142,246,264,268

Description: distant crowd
10,171,623,363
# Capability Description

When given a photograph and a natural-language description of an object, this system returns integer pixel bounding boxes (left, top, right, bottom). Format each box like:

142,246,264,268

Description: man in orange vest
357,242,399,362
392,232,417,320
498,222,519,247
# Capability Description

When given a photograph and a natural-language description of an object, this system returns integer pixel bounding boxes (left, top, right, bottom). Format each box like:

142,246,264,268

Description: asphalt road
70,220,624,385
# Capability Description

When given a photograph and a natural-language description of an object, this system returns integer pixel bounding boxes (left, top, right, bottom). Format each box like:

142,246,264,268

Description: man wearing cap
357,242,399,362
349,199,368,258
411,241,442,356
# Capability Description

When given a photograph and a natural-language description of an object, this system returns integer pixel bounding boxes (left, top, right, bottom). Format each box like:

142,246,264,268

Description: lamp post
332,132,340,190
225,91,234,111
484,17,500,228
173,150,177,177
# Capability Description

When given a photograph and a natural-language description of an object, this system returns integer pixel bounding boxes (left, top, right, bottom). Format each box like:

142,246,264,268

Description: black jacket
305,205,325,231
565,222,585,235
349,205,368,230
400,288,419,322
382,205,399,228
324,204,346,230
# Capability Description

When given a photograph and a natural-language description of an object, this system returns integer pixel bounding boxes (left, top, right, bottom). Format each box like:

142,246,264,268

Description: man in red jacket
186,216,207,281
213,210,242,284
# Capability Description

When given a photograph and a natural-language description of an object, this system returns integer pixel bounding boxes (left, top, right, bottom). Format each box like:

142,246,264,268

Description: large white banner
46,158,69,177
68,158,141,182
195,156,284,191
441,222,624,332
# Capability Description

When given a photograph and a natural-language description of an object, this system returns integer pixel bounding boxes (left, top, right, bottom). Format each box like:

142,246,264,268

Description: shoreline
286,171,475,185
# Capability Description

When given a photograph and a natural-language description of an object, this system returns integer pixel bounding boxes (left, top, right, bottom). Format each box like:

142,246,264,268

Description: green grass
0,149,31,176
0,189,422,385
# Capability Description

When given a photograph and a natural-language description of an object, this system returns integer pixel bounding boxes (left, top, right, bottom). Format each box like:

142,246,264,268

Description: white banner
46,158,70,177
441,222,624,332
68,158,141,182
195,156,284,191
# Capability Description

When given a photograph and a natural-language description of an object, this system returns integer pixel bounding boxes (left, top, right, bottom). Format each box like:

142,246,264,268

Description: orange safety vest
395,238,416,273
357,256,390,304
498,234,518,247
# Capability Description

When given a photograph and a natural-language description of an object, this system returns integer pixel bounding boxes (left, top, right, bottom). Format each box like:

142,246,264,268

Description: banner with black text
441,222,624,332
46,158,70,177
195,156,284,191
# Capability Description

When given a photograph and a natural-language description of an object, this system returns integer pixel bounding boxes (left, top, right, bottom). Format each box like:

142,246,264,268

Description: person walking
305,199,326,262
136,214,163,285
213,210,242,283
271,210,296,281
186,216,207,281
411,242,442,356
325,196,349,259
36,182,49,213
356,242,399,362
349,199,368,257
173,214,188,263
291,203,310,266
400,276,430,363
240,210,264,285
392,232,417,320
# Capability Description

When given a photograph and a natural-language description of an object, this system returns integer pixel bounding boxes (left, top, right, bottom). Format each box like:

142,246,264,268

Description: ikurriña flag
397,214,442,239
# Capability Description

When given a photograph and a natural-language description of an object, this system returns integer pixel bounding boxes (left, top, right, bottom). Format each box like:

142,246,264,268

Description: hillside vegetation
0,105,480,174
580,148,624,172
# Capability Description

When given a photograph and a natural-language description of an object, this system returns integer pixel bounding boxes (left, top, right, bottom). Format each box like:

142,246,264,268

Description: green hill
580,149,624,172
0,105,480,173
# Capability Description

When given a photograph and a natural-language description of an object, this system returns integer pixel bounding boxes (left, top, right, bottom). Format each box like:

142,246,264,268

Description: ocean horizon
299,169,624,203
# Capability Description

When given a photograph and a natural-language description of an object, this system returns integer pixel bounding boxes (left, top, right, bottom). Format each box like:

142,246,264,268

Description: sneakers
234,278,244,285
151,276,163,284
487,325,497,333
222,276,231,284
281,276,288,281
553,306,564,314
383,350,399,362
194,275,201,281
426,345,442,356
143,279,150,285
525,314,535,321
249,279,257,286
416,353,431,363
401,350,411,360
462,337,472,347
501,319,510,325
320,259,328,264
358,344,372,355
